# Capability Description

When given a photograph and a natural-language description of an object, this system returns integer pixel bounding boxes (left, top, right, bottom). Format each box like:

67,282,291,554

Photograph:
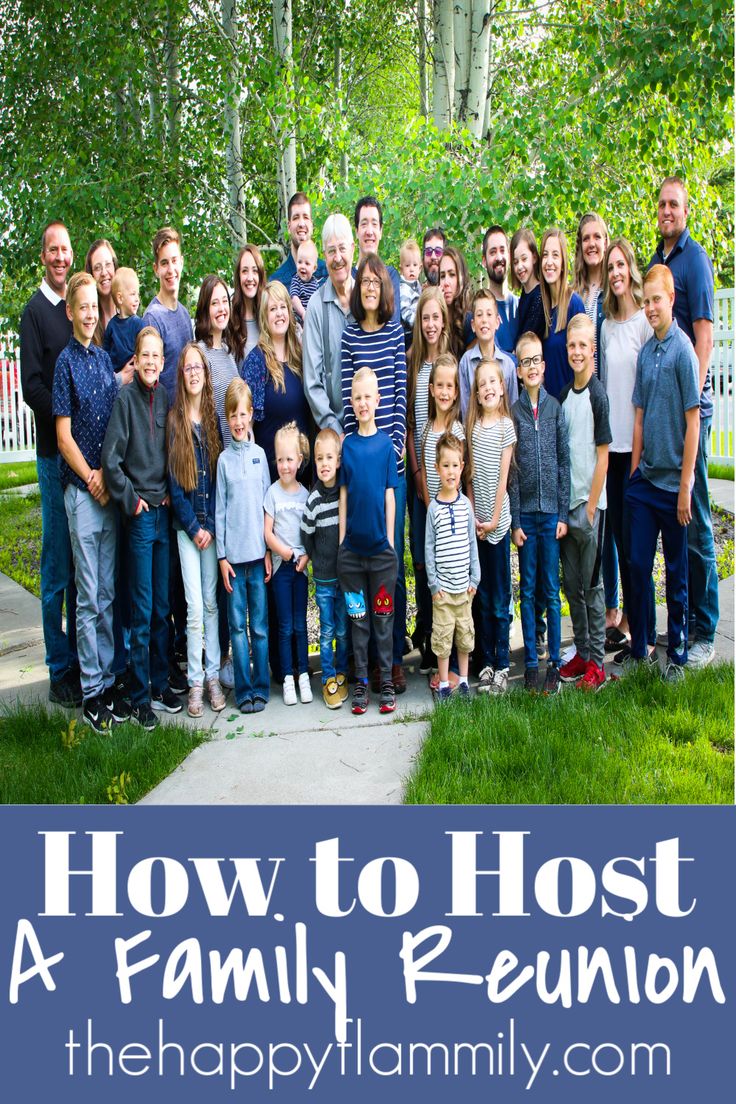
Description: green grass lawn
0,461,38,491
709,460,734,481
404,663,734,805
0,704,207,804
0,489,41,596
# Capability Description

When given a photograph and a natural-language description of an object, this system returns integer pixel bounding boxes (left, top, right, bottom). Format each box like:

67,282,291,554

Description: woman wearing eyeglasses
340,253,408,693
85,239,119,352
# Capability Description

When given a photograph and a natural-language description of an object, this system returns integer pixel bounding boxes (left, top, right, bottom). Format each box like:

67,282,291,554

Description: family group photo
0,0,733,806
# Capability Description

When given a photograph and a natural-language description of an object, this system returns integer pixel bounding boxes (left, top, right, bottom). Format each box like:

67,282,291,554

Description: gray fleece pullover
215,437,270,564
508,387,570,529
101,374,169,517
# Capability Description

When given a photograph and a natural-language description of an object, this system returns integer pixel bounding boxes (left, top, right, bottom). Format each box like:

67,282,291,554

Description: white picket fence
1,291,734,465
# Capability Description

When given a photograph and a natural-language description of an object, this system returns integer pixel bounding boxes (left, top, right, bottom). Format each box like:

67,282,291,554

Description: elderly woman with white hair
303,213,356,434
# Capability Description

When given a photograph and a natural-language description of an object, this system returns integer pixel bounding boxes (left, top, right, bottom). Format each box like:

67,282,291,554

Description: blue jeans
687,417,719,643
64,486,116,700
476,532,512,670
37,455,77,679
315,581,349,682
626,469,688,664
602,510,619,610
270,559,308,677
519,512,561,667
127,505,170,705
228,560,269,705
391,474,408,663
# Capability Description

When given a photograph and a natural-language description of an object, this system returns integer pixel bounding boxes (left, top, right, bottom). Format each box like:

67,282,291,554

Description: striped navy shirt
425,492,480,595
421,419,465,500
470,416,516,544
340,319,407,474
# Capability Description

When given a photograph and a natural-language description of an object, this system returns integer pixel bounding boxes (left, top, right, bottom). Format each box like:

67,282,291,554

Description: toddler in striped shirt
425,431,481,702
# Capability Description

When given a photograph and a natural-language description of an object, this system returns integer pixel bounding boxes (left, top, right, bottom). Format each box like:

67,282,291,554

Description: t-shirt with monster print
339,429,399,557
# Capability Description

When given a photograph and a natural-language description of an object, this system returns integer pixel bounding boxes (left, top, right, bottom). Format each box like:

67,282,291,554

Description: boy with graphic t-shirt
558,315,612,692
337,367,398,716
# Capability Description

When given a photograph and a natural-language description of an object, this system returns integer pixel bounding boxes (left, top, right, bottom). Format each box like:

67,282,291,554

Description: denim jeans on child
270,558,309,677
127,504,170,705
315,581,349,682
476,531,512,670
64,485,116,700
626,468,688,665
37,454,77,680
228,559,269,706
518,512,561,668
177,530,221,686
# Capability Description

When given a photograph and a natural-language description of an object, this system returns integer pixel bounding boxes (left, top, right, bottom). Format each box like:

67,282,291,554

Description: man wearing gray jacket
303,214,355,434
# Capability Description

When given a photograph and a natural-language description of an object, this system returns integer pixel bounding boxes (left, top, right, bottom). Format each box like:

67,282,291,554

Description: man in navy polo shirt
649,176,718,667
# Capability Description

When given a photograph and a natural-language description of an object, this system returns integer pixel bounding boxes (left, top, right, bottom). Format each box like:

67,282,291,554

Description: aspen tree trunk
222,0,247,248
418,0,429,116
467,0,491,138
272,0,297,232
453,0,472,124
164,0,181,156
432,0,454,130
482,17,493,138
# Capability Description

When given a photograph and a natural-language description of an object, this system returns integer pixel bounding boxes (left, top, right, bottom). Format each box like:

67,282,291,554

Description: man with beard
482,224,518,357
422,227,447,287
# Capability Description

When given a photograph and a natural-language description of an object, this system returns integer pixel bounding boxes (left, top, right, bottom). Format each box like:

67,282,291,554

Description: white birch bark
272,0,297,232
467,0,491,138
453,0,472,124
222,0,247,247
432,0,454,130
482,11,493,138
418,0,429,116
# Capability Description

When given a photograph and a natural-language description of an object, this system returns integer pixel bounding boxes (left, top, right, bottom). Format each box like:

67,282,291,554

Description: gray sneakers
478,666,494,693
491,668,509,694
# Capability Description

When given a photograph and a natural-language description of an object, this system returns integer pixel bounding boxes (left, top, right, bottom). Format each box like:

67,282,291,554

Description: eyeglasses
92,262,114,275
360,277,381,290
424,246,444,258
183,363,203,374
518,354,543,369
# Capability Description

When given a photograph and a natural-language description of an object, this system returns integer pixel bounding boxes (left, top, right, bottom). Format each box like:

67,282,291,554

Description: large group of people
18,177,719,730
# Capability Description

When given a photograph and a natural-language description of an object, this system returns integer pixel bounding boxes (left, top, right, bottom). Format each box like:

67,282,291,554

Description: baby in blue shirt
103,267,145,382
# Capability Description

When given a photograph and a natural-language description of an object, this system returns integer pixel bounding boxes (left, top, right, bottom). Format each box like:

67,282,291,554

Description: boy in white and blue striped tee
425,432,481,701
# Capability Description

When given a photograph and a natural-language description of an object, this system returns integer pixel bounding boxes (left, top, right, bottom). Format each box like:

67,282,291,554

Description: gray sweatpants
560,503,606,667
337,545,397,682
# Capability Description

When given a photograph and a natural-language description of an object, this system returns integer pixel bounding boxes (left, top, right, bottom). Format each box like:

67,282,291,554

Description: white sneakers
298,672,313,703
282,675,297,705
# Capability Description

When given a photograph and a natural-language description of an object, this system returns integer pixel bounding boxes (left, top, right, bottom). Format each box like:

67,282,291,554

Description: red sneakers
560,653,588,682
577,661,606,692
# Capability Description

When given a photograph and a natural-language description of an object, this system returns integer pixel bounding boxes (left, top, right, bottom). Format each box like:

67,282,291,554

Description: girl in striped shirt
420,353,465,506
466,359,516,695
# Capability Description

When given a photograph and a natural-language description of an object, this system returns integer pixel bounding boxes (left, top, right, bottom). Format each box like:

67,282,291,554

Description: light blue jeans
64,485,115,700
177,529,221,686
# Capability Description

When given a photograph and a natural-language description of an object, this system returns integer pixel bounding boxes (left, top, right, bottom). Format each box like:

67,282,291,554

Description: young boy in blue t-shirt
625,265,700,681
337,367,398,716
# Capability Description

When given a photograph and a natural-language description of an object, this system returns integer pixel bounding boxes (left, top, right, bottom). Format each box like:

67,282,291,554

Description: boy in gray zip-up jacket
509,332,570,692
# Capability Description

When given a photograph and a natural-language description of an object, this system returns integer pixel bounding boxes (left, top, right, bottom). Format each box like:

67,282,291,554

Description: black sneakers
168,664,188,695
105,687,132,722
130,702,158,730
49,670,83,708
543,664,561,696
82,694,114,733
152,686,184,713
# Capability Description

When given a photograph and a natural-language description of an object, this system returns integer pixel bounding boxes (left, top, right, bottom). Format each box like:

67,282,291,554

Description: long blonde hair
257,281,302,393
464,358,512,483
540,228,574,337
407,286,449,431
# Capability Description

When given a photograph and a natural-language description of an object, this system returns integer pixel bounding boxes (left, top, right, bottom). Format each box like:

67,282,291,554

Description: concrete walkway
0,479,733,804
